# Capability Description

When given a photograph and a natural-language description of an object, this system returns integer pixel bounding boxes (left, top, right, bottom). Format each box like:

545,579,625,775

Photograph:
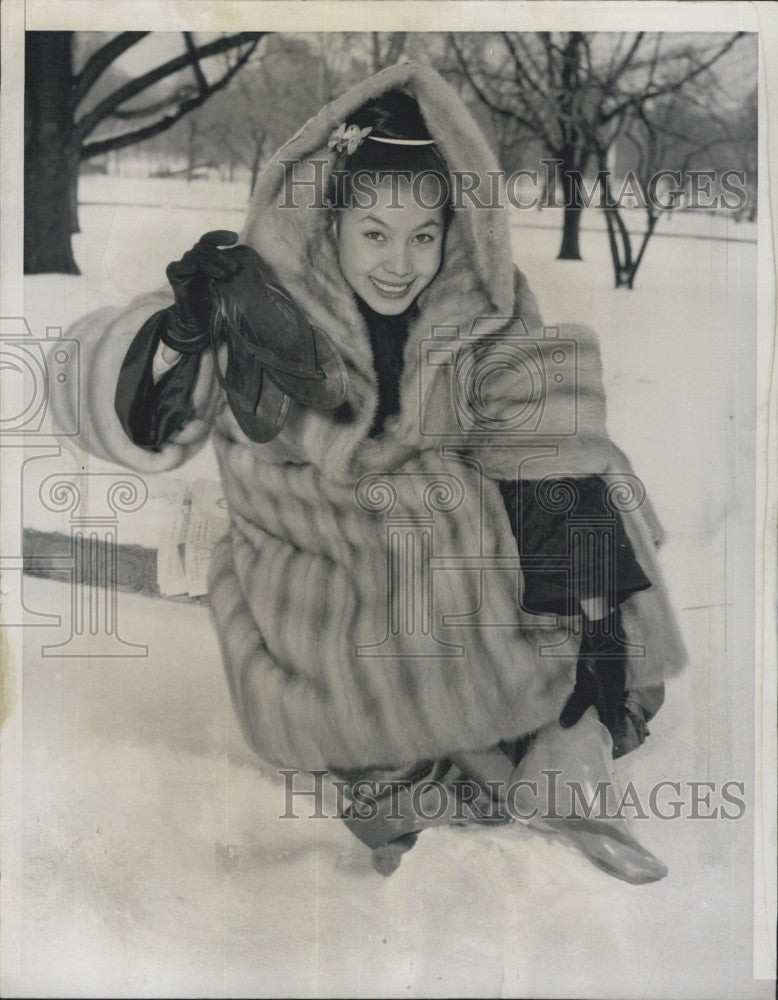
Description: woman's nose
384,242,412,277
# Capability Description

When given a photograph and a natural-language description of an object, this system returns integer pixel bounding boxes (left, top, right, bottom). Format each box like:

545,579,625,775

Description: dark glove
161,230,241,354
559,608,650,758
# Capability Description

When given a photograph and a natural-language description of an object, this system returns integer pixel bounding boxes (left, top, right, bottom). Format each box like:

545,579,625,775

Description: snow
3,175,772,998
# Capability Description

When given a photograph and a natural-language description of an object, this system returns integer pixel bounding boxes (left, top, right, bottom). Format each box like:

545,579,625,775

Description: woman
58,63,687,881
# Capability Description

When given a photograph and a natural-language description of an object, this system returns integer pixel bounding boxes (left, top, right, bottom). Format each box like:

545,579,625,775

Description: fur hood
243,61,516,321
236,61,553,480
58,63,687,771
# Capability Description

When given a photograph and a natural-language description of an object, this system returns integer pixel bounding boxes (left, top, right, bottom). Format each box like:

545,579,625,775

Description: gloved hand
559,655,646,759
558,608,650,758
161,230,241,354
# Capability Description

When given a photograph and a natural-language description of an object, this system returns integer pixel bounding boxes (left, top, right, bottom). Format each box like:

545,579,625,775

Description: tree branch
385,32,407,67
109,85,198,119
448,36,511,117
80,37,260,158
601,32,745,124
608,32,645,87
74,32,264,143
70,32,149,112
449,34,550,141
501,34,549,107
183,32,209,94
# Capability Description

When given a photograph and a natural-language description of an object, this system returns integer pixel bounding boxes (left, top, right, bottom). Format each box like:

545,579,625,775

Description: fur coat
56,62,687,771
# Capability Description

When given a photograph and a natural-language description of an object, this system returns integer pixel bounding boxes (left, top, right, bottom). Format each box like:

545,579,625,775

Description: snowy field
4,174,772,998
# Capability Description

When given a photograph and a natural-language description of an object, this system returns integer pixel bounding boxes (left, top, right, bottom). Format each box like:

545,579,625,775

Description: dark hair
327,88,452,223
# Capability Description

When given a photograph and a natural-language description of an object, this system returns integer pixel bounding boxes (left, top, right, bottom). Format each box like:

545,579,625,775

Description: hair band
366,136,436,146
328,121,436,155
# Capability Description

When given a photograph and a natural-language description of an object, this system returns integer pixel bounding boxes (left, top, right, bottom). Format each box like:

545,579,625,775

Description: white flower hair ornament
327,123,373,155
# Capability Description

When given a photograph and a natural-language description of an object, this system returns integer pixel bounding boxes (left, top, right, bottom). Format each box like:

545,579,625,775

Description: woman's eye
363,231,385,242
415,233,436,244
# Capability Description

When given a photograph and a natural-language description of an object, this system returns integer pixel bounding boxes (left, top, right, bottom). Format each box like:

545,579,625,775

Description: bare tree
368,33,408,73
723,85,758,222
335,32,409,75
25,31,265,274
131,33,414,195
598,67,756,288
447,31,746,263
176,37,328,194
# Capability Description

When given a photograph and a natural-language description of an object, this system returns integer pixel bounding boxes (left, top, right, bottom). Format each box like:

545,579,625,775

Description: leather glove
559,609,627,729
161,230,241,354
559,609,651,758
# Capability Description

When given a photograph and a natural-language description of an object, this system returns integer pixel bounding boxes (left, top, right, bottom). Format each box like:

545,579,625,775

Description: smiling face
335,176,445,315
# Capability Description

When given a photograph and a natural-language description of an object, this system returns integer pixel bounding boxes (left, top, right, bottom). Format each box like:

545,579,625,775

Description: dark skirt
498,475,652,616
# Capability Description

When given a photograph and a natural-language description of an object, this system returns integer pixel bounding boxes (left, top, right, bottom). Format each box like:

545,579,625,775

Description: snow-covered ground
3,176,772,997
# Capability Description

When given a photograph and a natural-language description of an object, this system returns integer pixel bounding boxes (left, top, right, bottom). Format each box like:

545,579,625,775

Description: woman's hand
161,230,241,354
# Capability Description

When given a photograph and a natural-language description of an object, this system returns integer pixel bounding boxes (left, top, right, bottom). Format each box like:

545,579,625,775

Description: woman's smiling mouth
369,275,415,297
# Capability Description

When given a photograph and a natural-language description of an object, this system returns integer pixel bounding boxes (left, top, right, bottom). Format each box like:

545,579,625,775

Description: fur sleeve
445,320,614,482
513,264,543,330
607,443,668,548
51,290,220,473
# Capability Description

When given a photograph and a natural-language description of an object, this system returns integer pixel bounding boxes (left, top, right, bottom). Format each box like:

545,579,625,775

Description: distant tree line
25,30,756,286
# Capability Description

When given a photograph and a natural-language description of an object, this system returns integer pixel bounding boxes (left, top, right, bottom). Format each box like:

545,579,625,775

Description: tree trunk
24,32,81,274
186,120,197,183
249,133,266,196
556,37,586,261
558,204,583,260
250,154,261,196
556,146,586,260
604,196,633,288
68,163,81,235
626,212,658,289
748,181,757,222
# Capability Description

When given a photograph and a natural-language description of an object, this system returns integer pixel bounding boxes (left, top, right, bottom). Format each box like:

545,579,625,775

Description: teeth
371,277,410,293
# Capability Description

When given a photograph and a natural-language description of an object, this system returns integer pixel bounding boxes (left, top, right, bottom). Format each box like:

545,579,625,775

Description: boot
506,708,668,884
369,833,419,876
340,758,506,875
559,607,648,758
